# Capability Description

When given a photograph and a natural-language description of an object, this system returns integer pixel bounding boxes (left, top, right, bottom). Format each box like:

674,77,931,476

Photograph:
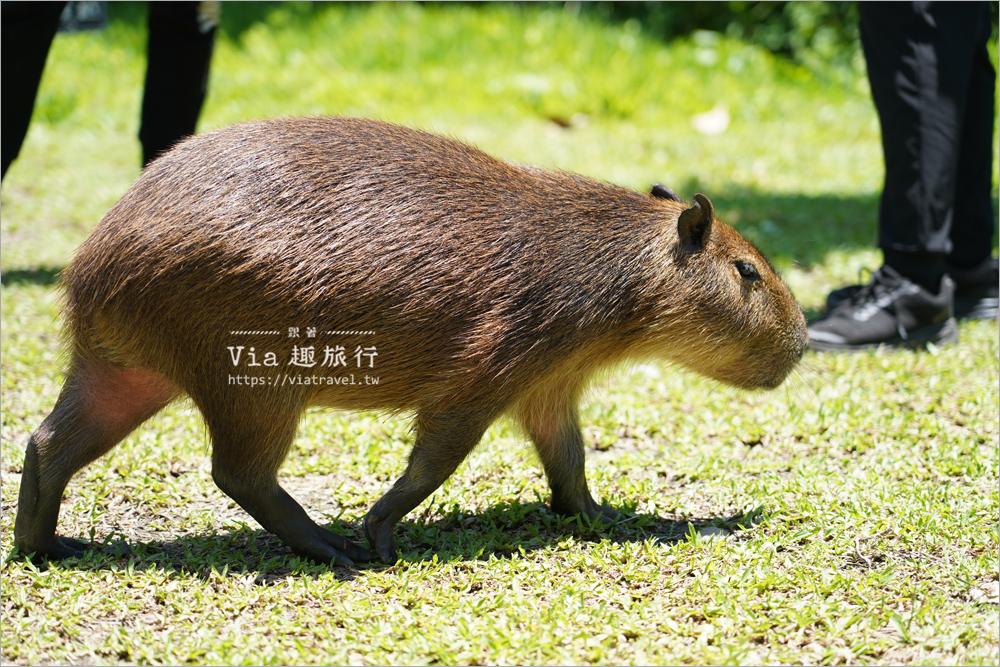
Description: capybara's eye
735,260,761,282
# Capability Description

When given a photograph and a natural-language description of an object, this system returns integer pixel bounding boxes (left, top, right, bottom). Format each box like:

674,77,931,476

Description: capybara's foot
289,524,372,566
590,503,623,525
15,534,90,561
362,513,400,564
551,496,622,526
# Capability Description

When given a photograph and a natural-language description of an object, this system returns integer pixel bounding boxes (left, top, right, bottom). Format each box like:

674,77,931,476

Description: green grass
2,3,998,665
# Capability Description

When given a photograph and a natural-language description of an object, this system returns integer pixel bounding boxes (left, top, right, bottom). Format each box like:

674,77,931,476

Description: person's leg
861,1,980,292
1,2,66,178
946,3,998,320
944,3,995,270
809,2,991,350
139,1,217,166
866,1,996,292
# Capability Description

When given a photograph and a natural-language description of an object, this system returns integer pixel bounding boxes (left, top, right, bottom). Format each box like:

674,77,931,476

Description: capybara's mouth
713,359,797,391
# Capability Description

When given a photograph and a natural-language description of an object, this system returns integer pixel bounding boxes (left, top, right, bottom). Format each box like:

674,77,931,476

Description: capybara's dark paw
362,515,400,564
551,497,622,527
290,526,373,567
340,539,373,565
592,503,623,525
15,534,89,561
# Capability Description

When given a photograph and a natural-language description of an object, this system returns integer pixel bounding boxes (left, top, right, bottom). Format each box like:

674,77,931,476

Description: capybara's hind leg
363,409,493,563
14,358,178,559
204,399,372,566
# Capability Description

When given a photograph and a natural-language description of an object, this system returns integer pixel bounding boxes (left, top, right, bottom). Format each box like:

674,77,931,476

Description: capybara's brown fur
14,117,806,565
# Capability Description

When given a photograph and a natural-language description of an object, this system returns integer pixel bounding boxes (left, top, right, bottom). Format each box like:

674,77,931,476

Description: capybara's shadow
388,500,763,563
10,501,763,580
7,522,370,584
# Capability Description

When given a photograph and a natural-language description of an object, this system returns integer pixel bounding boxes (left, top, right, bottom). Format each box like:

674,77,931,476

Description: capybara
14,117,807,565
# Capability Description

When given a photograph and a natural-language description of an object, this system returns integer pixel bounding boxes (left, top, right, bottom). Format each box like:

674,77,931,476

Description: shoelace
847,268,910,340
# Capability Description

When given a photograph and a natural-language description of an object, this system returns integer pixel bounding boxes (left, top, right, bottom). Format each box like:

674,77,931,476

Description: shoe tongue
876,264,906,282
849,265,904,304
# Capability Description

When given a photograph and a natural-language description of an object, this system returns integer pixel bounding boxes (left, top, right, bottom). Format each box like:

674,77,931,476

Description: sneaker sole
955,297,999,321
831,292,997,320
807,317,959,353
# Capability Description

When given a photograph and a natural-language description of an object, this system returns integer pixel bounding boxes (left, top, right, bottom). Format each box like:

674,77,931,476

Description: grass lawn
2,3,998,665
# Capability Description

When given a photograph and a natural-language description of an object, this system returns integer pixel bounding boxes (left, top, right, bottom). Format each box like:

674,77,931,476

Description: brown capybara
14,117,807,565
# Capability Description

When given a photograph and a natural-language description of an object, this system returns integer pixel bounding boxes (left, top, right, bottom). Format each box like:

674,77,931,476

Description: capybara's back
16,117,807,565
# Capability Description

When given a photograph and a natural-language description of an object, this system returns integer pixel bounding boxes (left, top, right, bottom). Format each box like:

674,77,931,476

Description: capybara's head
647,193,807,390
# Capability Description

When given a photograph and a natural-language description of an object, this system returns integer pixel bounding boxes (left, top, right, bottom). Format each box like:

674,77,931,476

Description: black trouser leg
947,5,997,271
1,1,67,178
139,1,216,166
859,2,995,291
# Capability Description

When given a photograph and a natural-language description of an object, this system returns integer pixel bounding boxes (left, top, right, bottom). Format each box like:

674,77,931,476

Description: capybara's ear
650,183,680,202
677,193,714,254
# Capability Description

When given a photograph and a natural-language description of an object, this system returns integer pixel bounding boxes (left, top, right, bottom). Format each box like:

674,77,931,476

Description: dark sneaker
948,258,998,320
827,258,998,321
808,266,958,352
824,271,869,313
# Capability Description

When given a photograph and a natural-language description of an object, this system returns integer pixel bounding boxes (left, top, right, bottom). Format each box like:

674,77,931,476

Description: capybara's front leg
517,399,621,524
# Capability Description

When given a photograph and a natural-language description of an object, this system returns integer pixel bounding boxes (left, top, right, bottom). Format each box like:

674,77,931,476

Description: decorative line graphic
228,330,376,336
